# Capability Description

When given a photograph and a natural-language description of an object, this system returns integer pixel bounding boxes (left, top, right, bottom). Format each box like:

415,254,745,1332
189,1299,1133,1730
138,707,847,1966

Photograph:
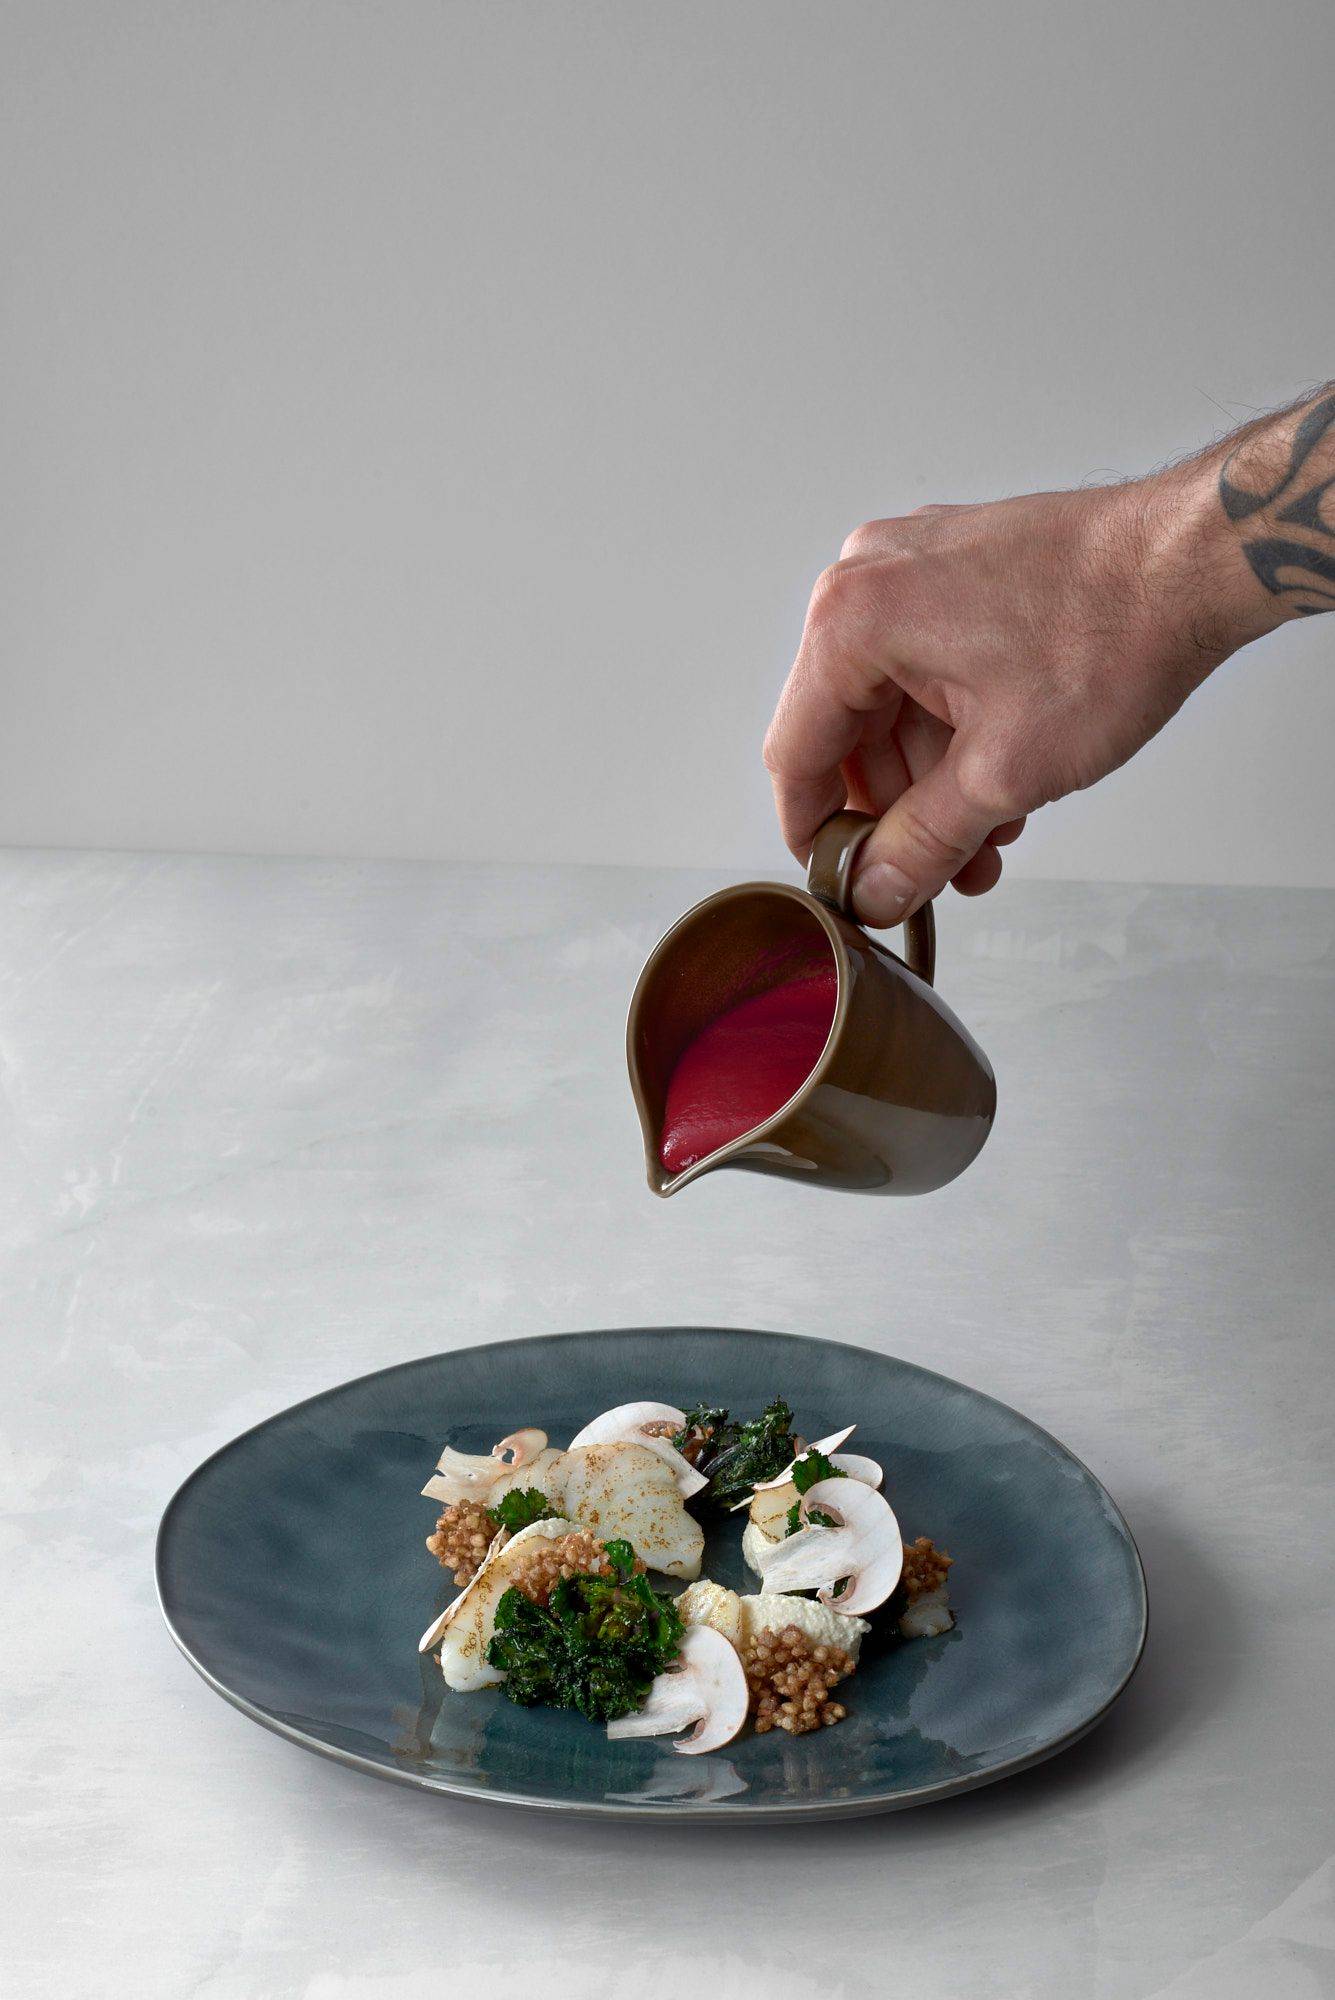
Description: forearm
1143,386,1335,667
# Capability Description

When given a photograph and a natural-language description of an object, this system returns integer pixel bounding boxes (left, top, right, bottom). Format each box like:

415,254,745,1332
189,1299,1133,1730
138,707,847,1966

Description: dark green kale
673,1405,741,1462
484,1539,683,1723
486,1487,561,1534
680,1397,796,1509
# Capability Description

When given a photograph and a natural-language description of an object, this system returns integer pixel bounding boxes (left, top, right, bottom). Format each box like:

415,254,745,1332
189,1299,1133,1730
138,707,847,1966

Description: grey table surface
2,849,1333,2000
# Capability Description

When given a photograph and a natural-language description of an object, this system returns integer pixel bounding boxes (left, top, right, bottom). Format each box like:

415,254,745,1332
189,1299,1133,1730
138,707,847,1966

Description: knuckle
956,739,1027,821
805,556,877,639
899,798,974,870
839,518,892,560
806,560,852,626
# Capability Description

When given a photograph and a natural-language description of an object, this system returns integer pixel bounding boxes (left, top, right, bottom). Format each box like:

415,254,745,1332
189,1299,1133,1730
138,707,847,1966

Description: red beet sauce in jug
658,962,838,1173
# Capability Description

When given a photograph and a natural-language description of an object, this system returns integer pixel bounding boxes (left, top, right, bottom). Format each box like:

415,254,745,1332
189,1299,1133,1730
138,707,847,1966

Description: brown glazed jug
627,810,995,1197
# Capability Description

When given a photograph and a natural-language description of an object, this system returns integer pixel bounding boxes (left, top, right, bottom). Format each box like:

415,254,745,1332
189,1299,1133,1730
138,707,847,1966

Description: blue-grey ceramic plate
156,1327,1146,1821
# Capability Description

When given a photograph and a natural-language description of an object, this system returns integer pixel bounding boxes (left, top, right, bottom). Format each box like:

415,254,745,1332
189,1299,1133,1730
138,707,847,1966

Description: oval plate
156,1326,1146,1822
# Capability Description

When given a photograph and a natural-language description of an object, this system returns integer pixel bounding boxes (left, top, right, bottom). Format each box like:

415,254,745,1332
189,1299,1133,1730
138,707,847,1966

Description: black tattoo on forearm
1218,389,1335,615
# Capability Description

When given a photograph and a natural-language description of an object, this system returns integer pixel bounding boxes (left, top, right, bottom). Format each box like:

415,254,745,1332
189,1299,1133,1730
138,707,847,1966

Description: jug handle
807,810,936,986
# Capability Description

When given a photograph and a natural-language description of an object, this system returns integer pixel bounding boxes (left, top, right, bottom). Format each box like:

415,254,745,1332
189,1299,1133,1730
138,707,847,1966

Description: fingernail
854,861,917,925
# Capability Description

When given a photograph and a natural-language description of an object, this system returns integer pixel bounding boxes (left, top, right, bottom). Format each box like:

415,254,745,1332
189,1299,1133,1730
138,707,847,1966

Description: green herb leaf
791,1448,847,1496
600,1537,637,1581
785,1500,838,1536
486,1488,561,1534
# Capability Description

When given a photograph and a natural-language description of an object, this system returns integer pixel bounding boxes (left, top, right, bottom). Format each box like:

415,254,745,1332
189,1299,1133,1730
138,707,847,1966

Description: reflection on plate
156,1326,1146,1822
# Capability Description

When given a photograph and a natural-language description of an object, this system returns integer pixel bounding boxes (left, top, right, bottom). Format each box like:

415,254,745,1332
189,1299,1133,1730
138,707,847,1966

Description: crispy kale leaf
677,1397,796,1509
673,1404,739,1461
486,1487,561,1534
485,1539,683,1722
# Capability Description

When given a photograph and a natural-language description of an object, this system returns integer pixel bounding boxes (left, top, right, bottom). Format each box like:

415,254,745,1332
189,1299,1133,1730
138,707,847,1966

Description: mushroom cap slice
494,1428,548,1467
731,1427,883,1508
421,1432,561,1505
742,1461,882,1576
753,1477,903,1616
605,1625,749,1756
827,1452,883,1489
746,1425,857,1495
568,1401,683,1447
566,1402,708,1499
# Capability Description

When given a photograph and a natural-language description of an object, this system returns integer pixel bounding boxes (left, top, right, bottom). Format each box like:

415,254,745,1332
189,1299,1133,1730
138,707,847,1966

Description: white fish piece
422,1433,703,1579
899,1583,953,1639
422,1515,577,1684
559,1442,703,1579
567,1402,708,1498
673,1578,744,1649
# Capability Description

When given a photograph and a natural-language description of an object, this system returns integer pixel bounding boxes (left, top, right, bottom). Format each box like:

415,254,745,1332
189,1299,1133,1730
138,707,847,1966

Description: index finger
762,569,900,858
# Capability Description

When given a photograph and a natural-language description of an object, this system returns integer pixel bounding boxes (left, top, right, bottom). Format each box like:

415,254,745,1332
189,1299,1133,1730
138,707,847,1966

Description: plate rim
155,1324,1149,1823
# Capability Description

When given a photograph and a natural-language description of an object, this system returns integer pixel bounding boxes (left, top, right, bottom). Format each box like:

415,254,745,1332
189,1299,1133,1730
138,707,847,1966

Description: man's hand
764,390,1334,925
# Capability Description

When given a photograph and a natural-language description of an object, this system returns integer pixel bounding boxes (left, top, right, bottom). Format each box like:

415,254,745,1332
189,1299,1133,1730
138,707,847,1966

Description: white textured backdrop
3,0,1333,885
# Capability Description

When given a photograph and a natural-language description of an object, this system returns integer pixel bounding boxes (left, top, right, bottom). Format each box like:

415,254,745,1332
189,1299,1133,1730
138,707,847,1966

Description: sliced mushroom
494,1428,547,1468
826,1452,883,1488
605,1624,749,1756
731,1425,883,1508
421,1430,559,1505
753,1477,903,1616
567,1402,708,1498
746,1425,857,1493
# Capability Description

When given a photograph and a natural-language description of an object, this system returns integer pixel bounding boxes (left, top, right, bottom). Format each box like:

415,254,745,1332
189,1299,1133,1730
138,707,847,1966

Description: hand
763,426,1310,925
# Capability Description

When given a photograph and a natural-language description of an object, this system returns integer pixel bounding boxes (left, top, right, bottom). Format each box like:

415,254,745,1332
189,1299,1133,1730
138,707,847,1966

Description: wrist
1136,388,1335,665
1133,448,1289,675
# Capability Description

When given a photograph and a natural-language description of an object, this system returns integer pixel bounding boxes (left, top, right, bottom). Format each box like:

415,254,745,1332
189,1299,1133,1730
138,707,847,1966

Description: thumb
852,749,999,925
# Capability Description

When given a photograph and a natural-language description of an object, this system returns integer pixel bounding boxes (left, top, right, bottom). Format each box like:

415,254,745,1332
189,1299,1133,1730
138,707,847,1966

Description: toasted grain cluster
744,1623,855,1736
902,1536,953,1599
427,1499,503,1585
507,1531,646,1608
661,1418,713,1466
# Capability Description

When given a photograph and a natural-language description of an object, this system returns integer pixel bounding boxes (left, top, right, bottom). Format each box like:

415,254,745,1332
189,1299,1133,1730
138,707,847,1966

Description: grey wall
4,0,1333,885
